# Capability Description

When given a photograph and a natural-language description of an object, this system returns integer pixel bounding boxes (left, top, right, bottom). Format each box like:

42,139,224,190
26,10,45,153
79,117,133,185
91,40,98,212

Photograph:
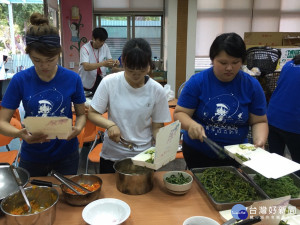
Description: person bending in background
88,38,171,173
0,13,86,176
79,27,119,94
267,54,300,176
174,32,268,169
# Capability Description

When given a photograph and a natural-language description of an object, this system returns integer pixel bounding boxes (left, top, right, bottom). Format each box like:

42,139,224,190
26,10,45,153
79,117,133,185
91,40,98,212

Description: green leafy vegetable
195,168,263,202
145,149,155,163
166,173,191,184
239,144,256,151
235,153,249,162
278,220,289,225
253,174,300,198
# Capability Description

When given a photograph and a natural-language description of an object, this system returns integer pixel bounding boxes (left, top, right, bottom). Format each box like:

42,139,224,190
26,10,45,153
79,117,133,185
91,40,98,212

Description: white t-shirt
90,71,171,161
79,41,112,89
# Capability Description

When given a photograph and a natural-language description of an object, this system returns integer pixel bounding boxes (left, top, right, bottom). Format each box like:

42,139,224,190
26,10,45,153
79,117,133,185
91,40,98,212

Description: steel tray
191,166,269,211
240,166,300,206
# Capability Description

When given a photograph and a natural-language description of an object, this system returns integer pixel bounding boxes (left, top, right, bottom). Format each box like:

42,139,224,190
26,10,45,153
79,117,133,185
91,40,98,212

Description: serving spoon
10,166,32,213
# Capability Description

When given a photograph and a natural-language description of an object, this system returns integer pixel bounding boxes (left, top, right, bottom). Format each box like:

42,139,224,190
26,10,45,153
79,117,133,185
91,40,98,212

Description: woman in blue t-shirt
267,54,300,176
0,13,86,176
174,32,268,169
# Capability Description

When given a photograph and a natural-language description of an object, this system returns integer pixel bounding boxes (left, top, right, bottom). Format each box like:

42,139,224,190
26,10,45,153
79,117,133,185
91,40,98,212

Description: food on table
145,149,155,163
10,200,49,215
65,182,101,195
239,144,256,151
166,172,191,185
278,220,289,225
235,153,250,162
253,174,300,198
195,168,263,202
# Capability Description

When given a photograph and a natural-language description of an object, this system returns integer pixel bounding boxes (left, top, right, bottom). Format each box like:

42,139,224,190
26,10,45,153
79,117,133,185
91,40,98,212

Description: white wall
186,0,197,81
164,0,177,92
165,0,197,92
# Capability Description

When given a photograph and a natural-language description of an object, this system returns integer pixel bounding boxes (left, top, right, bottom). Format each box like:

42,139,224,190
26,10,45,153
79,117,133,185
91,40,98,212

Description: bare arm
67,103,86,140
152,122,164,140
173,105,206,141
0,107,20,137
249,113,268,148
81,59,118,72
88,106,121,143
0,107,48,143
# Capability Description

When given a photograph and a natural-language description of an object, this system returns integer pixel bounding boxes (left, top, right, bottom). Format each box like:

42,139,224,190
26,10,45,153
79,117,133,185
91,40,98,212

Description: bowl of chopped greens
163,171,193,195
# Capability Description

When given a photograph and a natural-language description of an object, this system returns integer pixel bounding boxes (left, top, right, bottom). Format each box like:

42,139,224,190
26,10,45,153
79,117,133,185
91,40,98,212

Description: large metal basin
1,186,59,225
114,158,154,195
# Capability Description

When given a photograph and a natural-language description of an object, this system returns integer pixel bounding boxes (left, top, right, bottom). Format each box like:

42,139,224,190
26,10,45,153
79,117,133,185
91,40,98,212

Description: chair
177,81,186,98
77,119,99,148
85,131,103,174
0,117,22,165
85,112,108,173
77,112,108,149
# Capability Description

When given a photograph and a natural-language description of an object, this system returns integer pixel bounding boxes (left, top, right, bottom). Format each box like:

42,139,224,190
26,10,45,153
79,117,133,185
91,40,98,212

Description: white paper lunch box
132,120,181,170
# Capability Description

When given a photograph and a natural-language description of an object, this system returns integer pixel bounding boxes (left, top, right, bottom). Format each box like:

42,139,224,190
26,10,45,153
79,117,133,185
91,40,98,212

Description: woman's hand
187,123,206,142
107,124,121,143
18,128,49,144
67,125,82,141
174,105,206,142
103,59,116,68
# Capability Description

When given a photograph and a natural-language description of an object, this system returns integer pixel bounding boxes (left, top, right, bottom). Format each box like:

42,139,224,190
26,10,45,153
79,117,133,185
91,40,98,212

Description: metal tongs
120,137,138,150
203,136,227,159
50,170,92,195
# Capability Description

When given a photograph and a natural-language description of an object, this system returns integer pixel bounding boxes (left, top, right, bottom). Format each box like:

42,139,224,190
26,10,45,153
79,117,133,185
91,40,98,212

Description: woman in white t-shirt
88,38,171,173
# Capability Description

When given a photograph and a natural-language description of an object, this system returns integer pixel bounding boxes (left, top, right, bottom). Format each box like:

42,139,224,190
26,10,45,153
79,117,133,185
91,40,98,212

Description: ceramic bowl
183,216,220,225
163,171,193,195
82,198,131,225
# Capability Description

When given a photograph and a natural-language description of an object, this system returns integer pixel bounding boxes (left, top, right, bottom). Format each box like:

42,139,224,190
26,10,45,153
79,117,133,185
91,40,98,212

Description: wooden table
0,171,224,225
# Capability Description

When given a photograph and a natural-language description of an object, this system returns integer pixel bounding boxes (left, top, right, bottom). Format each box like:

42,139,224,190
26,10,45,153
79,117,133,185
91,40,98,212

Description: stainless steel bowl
0,165,29,202
0,186,59,225
114,158,154,195
61,174,102,206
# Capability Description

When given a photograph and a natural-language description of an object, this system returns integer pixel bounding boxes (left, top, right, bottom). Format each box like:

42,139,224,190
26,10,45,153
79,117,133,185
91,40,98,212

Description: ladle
10,165,32,213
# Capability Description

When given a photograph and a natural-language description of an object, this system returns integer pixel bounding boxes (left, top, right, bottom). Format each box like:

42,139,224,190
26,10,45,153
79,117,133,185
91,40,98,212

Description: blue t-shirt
178,67,266,158
267,60,300,134
1,65,86,163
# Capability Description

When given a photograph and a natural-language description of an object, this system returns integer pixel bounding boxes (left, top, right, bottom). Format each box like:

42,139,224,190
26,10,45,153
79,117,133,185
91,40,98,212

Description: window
195,0,300,70
94,14,163,60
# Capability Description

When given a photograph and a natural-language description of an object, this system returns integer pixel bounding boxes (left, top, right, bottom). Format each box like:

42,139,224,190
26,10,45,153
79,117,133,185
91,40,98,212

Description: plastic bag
241,65,261,76
163,84,175,101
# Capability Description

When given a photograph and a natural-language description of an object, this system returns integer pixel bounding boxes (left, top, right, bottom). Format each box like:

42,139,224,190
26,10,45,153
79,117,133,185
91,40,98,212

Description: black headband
25,35,61,47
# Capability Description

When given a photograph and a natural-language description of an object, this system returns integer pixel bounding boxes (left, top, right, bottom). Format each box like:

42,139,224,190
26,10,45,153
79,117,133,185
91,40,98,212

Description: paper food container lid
225,144,300,179
132,120,181,170
23,116,72,139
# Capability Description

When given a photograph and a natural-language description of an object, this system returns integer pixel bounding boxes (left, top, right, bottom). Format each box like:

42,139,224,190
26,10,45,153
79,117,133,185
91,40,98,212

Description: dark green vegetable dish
195,168,263,203
253,174,300,198
166,173,191,185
